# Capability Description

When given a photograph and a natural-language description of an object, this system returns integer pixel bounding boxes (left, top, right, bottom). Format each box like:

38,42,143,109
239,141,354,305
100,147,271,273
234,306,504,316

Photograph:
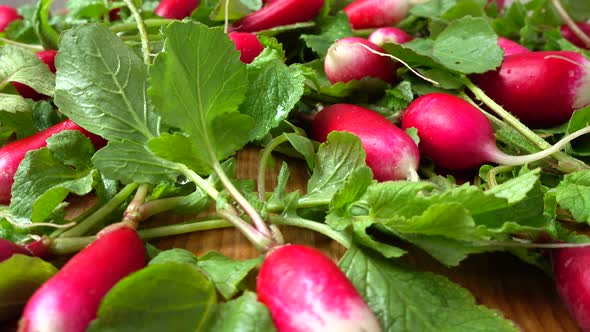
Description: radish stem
0,37,44,51
271,215,352,248
489,126,590,166
551,0,590,49
138,196,185,220
58,183,139,238
463,78,590,172
109,19,175,33
121,183,151,227
138,218,233,239
258,134,289,201
178,164,220,200
214,162,271,238
121,0,152,65
218,209,272,251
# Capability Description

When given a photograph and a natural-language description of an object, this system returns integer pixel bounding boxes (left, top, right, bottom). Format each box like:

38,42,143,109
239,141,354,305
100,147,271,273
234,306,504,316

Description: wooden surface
1,146,582,331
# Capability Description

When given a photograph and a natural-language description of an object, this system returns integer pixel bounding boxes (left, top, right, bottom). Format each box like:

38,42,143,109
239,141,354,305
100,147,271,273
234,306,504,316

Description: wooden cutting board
1,146,581,332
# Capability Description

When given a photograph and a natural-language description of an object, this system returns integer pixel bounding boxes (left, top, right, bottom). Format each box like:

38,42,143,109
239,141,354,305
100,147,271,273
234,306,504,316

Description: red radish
228,32,264,64
400,92,590,171
560,22,590,50
18,225,146,332
324,37,398,84
344,0,411,30
368,27,412,46
0,119,106,205
230,0,324,32
497,36,529,56
0,5,21,32
473,51,590,128
311,103,419,181
155,0,200,19
0,238,32,262
13,50,58,101
552,246,590,331
257,244,382,332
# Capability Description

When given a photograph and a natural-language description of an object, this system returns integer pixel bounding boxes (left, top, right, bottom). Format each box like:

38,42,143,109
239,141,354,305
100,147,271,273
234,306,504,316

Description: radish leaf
197,251,262,300
56,24,159,143
10,131,98,222
0,45,54,96
87,262,217,332
554,170,590,223
149,21,252,171
212,291,276,332
239,59,305,140
339,246,519,332
0,255,57,322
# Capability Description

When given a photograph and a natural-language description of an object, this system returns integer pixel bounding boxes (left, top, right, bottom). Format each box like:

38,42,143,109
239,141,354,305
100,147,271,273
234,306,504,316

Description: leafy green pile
1,0,590,330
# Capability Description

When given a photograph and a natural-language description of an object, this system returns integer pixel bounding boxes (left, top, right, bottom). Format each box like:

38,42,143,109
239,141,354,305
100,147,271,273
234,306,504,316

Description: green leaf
410,0,458,19
197,251,262,300
432,16,503,73
55,24,159,143
93,140,179,184
67,0,109,20
0,255,58,322
32,100,61,131
10,131,97,222
240,60,305,141
326,166,374,230
209,0,261,20
300,12,353,57
33,0,60,50
149,21,251,170
0,94,32,116
285,133,316,170
0,45,55,96
212,291,276,332
87,262,217,332
566,105,590,156
149,248,200,267
302,132,368,203
339,246,519,332
554,170,590,223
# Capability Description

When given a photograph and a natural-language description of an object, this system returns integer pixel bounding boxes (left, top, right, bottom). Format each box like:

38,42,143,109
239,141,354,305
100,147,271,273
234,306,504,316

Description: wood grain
0,146,581,331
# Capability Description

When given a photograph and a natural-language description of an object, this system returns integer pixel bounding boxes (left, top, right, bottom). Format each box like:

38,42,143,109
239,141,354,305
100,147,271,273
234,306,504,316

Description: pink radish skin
497,37,529,57
257,244,382,332
0,5,21,32
0,119,106,205
486,0,504,10
0,239,32,262
344,0,409,30
13,50,58,101
560,22,590,50
400,92,590,171
552,247,590,331
324,37,397,84
311,103,419,181
228,32,264,64
473,51,590,128
368,27,412,46
155,0,200,19
230,0,324,32
18,226,146,332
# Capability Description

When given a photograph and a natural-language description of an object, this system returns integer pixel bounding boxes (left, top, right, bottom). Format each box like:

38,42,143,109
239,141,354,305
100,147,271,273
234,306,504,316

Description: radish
497,36,529,56
0,119,106,205
343,0,411,30
486,0,504,10
256,244,382,332
400,92,590,171
13,50,58,101
18,225,146,332
552,246,590,331
0,238,32,262
324,37,398,84
473,50,590,128
311,103,420,181
228,32,264,64
560,22,590,50
0,5,21,32
154,0,200,19
0,238,51,262
368,27,412,46
229,0,324,32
